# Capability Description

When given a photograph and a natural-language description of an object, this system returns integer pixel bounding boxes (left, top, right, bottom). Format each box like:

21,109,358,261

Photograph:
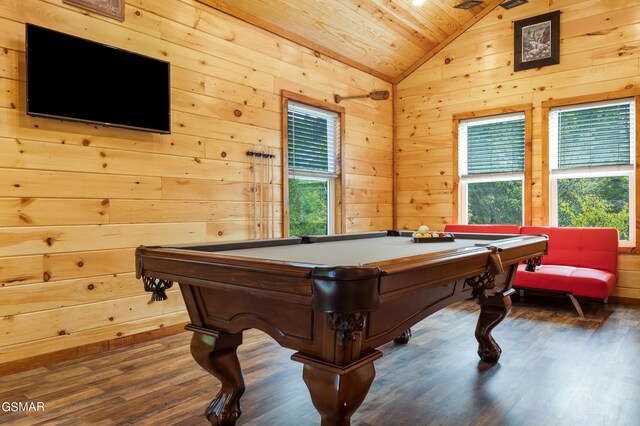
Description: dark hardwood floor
2,296,639,425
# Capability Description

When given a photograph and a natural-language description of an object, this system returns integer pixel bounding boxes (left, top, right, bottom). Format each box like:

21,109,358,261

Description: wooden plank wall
395,0,640,300
0,0,393,367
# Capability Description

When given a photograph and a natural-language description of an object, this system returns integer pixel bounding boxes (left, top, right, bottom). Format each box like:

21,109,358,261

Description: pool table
135,230,547,425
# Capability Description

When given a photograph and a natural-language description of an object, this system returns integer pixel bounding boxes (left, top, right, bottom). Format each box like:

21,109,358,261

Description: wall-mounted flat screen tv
26,24,171,134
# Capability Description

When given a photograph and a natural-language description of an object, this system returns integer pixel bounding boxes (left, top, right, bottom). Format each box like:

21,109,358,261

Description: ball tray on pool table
413,236,455,243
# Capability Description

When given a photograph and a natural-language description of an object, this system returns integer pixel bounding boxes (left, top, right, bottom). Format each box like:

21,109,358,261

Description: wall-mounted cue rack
247,146,277,239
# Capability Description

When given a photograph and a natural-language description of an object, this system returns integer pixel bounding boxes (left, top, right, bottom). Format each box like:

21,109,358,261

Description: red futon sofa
444,225,619,317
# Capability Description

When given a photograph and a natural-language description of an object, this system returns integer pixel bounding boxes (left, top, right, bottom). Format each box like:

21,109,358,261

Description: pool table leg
190,330,245,426
292,350,382,426
474,289,515,363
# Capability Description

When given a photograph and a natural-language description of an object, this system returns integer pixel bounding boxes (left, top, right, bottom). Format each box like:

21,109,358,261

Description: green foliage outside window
557,176,629,240
288,178,329,236
468,180,523,225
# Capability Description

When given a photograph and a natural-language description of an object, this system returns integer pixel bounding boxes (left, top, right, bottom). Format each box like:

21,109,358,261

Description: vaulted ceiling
200,0,507,83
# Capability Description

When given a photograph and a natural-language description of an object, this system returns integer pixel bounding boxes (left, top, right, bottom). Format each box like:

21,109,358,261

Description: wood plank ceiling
200,0,506,83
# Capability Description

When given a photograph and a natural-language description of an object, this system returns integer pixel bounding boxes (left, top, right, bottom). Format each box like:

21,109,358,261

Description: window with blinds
458,113,525,225
460,115,525,175
286,100,339,236
287,101,337,176
550,100,633,169
549,98,636,244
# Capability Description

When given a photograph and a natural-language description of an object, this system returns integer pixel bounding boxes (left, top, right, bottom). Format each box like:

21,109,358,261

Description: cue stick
267,147,273,238
265,147,270,239
260,147,265,239
263,148,268,239
252,146,258,239
270,148,275,238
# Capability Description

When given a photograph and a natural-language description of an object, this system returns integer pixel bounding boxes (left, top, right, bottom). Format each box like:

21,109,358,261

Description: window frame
281,90,345,237
453,105,533,226
541,89,640,252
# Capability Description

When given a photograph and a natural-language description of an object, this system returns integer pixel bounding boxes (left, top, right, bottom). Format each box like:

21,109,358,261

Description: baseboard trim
0,323,188,377
609,296,640,306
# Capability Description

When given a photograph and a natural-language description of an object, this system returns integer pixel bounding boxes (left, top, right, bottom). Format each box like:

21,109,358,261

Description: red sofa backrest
520,226,619,275
444,224,522,234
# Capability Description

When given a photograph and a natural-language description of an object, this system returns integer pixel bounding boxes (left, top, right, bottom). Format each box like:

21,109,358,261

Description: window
549,98,636,245
285,97,342,236
457,112,526,225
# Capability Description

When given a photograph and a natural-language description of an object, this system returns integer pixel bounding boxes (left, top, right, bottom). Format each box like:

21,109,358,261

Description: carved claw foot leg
393,328,412,344
475,291,513,363
292,351,382,426
190,330,245,425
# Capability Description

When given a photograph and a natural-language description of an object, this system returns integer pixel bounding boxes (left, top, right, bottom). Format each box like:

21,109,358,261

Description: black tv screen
26,24,171,134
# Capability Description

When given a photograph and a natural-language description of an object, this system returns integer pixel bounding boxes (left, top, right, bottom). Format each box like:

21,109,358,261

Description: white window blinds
459,113,525,176
550,99,634,169
287,101,337,176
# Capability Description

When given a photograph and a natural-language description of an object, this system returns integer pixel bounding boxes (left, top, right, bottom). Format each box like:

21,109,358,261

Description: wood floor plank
0,297,639,425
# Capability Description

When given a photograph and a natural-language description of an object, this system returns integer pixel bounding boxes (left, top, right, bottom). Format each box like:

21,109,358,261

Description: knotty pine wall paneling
395,0,640,300
0,0,393,370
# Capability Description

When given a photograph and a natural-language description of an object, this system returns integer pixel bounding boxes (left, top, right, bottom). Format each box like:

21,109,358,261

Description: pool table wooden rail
135,234,547,355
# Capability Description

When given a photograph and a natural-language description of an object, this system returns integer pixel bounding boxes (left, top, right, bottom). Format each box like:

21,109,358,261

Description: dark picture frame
514,11,560,71
63,0,125,22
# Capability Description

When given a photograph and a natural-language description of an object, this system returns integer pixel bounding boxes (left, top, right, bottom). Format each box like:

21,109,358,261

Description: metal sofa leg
568,294,584,318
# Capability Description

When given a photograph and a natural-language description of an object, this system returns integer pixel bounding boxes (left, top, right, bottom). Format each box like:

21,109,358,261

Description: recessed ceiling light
454,1,484,10
411,0,426,6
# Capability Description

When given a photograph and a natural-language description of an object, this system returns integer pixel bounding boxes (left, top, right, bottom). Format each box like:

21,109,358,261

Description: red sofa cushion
519,226,618,275
515,264,616,299
444,224,521,234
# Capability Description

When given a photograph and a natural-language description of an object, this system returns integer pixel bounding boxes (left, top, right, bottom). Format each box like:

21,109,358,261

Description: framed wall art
514,11,560,71
63,0,125,21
